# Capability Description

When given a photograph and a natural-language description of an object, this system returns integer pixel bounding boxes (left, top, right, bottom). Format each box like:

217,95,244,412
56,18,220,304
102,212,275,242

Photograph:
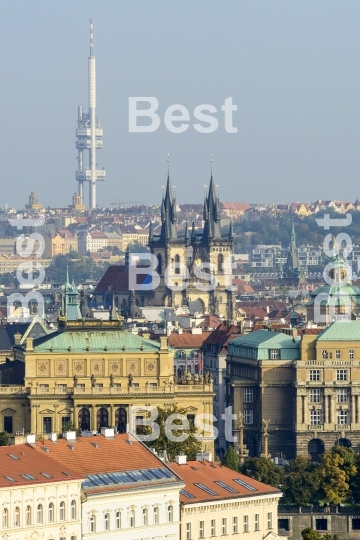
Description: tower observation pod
75,19,105,209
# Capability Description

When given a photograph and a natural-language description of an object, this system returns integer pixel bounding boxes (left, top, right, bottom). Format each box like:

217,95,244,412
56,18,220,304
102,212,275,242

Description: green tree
317,450,351,504
240,457,284,488
137,406,202,460
301,528,339,540
281,456,320,506
127,241,149,253
0,432,9,446
221,446,239,472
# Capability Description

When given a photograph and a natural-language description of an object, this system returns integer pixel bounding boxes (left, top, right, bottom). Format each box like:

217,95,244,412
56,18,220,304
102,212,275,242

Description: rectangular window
244,515,249,532
255,514,260,531
113,383,121,390
186,522,192,540
267,512,273,529
211,519,216,536
337,388,348,403
310,410,321,425
244,410,253,425
233,516,238,534
199,520,205,538
270,349,279,359
39,384,49,392
336,350,341,359
349,350,355,359
43,417,52,433
61,417,71,430
337,410,348,425
222,517,227,535
310,389,321,403
322,350,328,359
3,416,12,433
316,519,328,531
337,370,348,381
244,389,253,402
310,370,320,381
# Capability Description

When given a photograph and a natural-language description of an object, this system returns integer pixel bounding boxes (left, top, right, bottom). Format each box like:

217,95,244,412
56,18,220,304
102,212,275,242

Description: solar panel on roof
233,478,257,491
194,483,218,496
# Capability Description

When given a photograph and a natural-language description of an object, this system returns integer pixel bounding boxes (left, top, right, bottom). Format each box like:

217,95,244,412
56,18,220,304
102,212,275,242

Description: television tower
75,19,105,209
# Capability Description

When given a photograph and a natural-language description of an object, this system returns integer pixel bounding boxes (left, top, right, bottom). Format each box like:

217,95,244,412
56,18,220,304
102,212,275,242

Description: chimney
48,432,57,443
63,431,76,441
175,454,187,465
266,306,270,314
26,434,36,444
196,452,213,462
142,332,150,340
14,332,22,345
101,427,115,438
178,327,183,335
25,337,34,351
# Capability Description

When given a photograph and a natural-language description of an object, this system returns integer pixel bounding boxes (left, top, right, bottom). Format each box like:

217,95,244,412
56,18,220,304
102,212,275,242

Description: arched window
48,503,54,523
130,510,135,528
174,254,180,274
37,504,43,525
26,505,32,526
218,253,224,272
115,511,121,529
2,508,8,529
90,515,96,533
14,507,20,528
168,505,173,522
104,513,110,531
115,407,127,434
97,407,109,431
59,501,65,521
178,350,186,359
71,500,76,520
154,506,159,524
142,508,148,526
78,407,90,431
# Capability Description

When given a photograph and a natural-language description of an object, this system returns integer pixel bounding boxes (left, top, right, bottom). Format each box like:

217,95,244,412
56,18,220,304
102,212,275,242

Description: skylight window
4,476,16,482
214,480,237,493
191,466,198,470
7,454,19,460
62,471,71,477
233,478,257,491
21,474,36,480
194,483,218,496
181,489,195,499
41,472,52,479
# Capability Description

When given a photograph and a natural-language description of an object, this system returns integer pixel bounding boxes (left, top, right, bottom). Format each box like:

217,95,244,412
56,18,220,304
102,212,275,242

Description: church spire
202,172,222,243
159,170,177,243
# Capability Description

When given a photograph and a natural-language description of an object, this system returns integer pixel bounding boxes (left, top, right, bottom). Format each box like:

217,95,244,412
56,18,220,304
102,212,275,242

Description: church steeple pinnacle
158,160,177,243
201,168,222,243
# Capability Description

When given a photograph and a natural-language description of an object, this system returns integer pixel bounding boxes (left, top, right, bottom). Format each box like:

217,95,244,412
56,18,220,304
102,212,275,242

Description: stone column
110,405,114,427
91,405,97,431
351,394,356,425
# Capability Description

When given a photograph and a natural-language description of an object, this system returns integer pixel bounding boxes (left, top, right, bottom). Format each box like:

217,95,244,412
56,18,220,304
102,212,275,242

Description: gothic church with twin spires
95,173,236,321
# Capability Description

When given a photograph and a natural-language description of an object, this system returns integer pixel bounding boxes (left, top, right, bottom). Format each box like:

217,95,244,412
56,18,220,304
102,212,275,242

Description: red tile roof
168,460,280,504
0,444,83,488
201,324,240,352
167,331,212,348
30,433,167,477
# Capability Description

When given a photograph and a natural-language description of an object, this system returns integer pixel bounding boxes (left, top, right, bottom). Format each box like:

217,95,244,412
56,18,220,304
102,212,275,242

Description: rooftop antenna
210,154,214,175
90,18,93,55
167,153,170,176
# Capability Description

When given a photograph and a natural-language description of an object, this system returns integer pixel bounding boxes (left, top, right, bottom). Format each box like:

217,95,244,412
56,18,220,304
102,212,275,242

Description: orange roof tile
0,444,83,488
168,460,280,504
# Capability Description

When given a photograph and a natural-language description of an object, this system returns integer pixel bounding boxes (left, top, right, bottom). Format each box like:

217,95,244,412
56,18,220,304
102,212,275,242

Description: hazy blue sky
1,1,360,208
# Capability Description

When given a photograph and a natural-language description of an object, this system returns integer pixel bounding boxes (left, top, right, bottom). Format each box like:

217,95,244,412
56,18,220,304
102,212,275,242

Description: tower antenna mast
75,19,105,210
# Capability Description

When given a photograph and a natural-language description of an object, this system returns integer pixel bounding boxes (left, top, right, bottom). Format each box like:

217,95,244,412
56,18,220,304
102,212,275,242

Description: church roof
30,329,161,353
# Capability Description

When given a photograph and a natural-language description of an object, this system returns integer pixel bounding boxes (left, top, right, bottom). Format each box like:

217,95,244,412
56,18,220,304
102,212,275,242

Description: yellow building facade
0,317,215,453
